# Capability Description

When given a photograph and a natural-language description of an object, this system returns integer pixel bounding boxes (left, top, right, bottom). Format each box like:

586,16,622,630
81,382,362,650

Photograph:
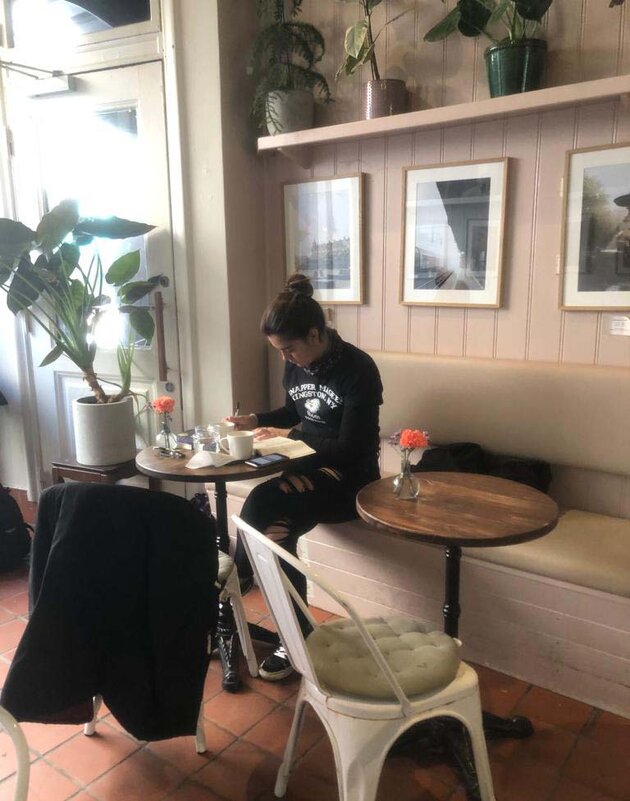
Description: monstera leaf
35,199,79,253
514,0,553,20
0,219,35,265
73,216,155,239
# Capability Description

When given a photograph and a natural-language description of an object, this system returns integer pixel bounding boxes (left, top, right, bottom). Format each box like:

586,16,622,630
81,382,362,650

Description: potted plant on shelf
336,0,409,119
250,0,332,135
0,198,164,466
424,0,555,98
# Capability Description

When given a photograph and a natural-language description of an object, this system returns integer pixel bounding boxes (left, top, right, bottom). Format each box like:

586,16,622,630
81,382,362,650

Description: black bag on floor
0,484,32,571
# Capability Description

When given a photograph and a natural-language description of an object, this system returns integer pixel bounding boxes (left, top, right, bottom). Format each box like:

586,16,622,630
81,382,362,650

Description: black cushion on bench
412,442,552,494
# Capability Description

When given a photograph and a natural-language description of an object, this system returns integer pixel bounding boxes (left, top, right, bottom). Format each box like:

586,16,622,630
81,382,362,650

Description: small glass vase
155,414,178,450
393,449,420,500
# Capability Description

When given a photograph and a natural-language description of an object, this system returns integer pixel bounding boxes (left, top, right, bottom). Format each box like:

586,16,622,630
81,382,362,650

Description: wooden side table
51,455,152,486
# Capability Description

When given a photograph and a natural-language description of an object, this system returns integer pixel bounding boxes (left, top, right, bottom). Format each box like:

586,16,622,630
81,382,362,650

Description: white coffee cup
220,430,254,459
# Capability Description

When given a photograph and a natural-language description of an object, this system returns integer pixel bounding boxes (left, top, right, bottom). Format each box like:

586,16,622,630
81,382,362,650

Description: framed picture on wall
283,174,363,304
561,142,630,310
400,159,508,307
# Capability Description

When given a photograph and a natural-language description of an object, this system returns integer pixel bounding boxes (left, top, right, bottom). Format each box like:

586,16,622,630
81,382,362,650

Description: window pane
10,0,151,47
38,106,150,349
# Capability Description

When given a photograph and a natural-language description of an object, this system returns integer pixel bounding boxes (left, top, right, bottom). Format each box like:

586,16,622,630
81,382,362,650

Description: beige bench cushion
371,351,630,477
466,510,630,598
306,616,460,700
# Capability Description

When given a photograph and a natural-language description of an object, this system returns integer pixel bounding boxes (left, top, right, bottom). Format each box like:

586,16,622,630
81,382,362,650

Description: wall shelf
258,74,630,168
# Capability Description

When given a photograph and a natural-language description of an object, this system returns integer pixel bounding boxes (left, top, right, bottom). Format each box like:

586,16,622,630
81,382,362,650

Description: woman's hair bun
285,273,313,298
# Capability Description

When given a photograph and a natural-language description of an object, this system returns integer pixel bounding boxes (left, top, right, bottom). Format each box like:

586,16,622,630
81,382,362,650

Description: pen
234,401,240,417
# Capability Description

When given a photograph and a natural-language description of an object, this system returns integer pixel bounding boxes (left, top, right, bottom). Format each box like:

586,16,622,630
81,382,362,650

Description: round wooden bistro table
136,446,285,552
356,472,559,741
135,447,283,689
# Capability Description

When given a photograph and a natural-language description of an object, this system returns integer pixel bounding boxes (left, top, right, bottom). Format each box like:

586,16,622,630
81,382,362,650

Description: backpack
0,484,32,571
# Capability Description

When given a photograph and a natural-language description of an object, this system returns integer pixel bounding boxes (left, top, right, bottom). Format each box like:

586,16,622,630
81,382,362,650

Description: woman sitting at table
226,273,383,680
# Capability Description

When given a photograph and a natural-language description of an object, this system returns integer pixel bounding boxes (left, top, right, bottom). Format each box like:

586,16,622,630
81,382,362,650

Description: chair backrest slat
238,521,320,685
234,515,412,711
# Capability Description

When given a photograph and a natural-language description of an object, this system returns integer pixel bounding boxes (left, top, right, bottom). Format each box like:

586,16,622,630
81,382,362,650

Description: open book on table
254,436,315,459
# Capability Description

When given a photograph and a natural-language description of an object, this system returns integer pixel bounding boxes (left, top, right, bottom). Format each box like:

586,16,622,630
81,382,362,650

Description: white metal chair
234,514,496,801
215,550,259,681
0,706,30,801
83,551,257,753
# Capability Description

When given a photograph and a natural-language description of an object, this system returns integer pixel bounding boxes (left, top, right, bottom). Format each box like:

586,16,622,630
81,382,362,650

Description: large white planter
72,395,136,466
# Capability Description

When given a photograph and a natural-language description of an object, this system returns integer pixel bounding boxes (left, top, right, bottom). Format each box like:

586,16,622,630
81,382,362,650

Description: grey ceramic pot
265,89,314,135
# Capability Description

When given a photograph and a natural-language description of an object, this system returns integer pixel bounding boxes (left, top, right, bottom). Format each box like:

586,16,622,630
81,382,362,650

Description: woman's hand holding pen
223,413,258,430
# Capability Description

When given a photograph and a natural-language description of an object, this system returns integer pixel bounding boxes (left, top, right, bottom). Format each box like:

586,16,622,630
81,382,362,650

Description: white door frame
0,0,198,497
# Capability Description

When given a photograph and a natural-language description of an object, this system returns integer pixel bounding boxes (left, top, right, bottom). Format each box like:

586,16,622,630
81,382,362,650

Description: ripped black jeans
234,466,359,634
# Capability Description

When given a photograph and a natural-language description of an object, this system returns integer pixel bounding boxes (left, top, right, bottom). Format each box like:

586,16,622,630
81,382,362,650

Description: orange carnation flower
399,428,429,449
151,395,175,415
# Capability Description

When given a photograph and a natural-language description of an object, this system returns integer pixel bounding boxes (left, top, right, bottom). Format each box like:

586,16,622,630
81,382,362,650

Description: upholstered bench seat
218,351,630,716
306,616,460,700
225,483,630,599
466,510,630,598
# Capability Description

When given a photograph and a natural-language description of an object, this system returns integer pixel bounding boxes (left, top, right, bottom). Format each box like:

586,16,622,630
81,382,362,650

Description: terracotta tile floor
0,564,629,801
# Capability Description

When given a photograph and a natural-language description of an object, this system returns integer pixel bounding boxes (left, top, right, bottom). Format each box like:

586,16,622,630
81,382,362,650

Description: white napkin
186,450,240,469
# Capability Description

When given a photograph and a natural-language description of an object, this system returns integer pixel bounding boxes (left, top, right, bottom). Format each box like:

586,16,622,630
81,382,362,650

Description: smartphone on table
244,453,289,468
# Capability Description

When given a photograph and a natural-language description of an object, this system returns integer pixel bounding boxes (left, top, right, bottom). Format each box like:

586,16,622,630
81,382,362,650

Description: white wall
152,0,268,427
0,83,30,490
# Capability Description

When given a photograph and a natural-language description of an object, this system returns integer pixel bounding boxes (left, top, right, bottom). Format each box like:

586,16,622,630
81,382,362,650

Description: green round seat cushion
306,616,460,700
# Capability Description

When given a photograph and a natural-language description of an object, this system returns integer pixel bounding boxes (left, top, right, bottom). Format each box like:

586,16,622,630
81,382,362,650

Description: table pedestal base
482,711,534,739
393,713,533,801
392,718,484,801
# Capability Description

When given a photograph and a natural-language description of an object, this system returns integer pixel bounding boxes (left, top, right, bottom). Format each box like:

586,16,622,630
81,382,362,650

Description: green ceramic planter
484,38,547,98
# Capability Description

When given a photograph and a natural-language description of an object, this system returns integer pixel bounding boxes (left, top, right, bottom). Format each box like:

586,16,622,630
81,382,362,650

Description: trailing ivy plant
250,0,332,131
0,199,163,403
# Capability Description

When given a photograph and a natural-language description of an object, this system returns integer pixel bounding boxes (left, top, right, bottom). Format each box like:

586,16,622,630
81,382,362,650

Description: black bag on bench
411,442,552,494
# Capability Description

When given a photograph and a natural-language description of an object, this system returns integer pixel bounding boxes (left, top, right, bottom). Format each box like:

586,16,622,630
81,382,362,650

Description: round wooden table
357,471,559,745
357,471,559,637
136,447,285,551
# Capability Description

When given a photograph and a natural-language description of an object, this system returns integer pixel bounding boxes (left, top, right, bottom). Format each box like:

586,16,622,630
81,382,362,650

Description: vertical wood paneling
620,3,630,75
527,108,576,362
443,33,477,107
598,100,630,367
581,0,623,81
384,0,415,85
334,141,361,343
465,120,507,358
435,125,473,356
597,315,630,368
409,128,442,353
358,138,386,352
261,0,630,510
383,134,413,351
417,0,448,111
561,102,616,365
496,114,539,360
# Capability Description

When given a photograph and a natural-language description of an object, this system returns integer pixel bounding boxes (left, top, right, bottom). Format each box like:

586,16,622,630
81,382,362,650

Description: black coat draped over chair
0,483,219,741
